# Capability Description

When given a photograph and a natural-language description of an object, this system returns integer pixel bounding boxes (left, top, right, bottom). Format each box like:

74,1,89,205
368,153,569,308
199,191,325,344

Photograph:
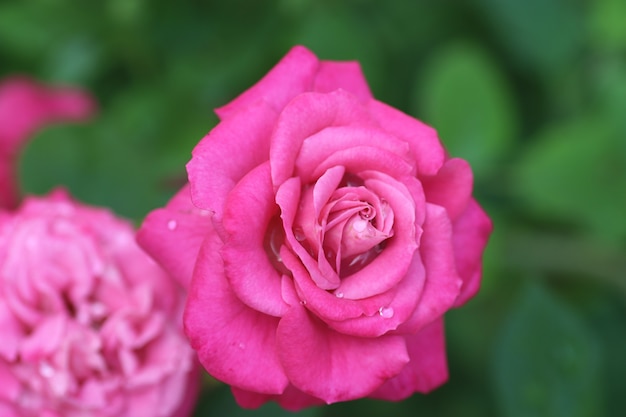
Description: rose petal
231,384,325,411
335,176,420,299
270,90,376,188
137,185,211,289
313,61,373,102
367,99,445,176
0,359,21,402
184,229,289,394
396,204,462,333
324,253,426,338
282,246,391,321
277,177,341,290
215,46,319,120
0,301,22,360
0,77,95,210
295,125,412,181
422,158,473,220
276,303,409,404
20,314,66,361
312,165,345,219
187,99,278,220
221,162,289,317
452,199,493,307
0,77,95,153
370,318,448,400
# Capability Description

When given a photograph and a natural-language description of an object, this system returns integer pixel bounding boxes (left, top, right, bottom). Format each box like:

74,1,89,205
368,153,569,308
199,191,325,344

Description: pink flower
0,190,198,417
0,76,95,210
138,46,492,410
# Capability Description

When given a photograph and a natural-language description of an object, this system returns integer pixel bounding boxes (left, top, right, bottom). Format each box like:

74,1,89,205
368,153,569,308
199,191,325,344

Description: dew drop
167,220,177,231
293,227,306,242
299,300,307,306
335,292,344,299
379,306,394,318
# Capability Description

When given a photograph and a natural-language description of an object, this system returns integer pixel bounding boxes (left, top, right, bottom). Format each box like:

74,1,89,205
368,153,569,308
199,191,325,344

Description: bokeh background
1,0,625,416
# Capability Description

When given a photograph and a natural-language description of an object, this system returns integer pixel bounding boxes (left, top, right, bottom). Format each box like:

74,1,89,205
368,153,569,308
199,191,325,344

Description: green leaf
414,41,518,179
473,0,583,74
513,116,626,241
492,283,602,417
589,0,626,52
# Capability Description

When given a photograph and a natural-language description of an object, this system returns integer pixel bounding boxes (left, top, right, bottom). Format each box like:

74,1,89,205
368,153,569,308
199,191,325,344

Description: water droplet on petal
293,227,306,242
335,292,344,299
167,220,177,231
379,306,394,318
299,300,307,306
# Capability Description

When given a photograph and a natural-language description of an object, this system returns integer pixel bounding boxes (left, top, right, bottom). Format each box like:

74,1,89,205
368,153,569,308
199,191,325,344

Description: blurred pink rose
139,46,492,410
0,76,95,210
0,190,198,417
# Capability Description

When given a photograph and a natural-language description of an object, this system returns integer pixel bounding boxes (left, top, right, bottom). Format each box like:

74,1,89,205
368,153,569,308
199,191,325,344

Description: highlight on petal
184,230,289,395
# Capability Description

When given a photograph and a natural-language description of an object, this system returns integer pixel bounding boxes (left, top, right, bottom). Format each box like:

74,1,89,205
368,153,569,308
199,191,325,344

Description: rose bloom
0,191,198,417
0,77,95,210
139,46,492,410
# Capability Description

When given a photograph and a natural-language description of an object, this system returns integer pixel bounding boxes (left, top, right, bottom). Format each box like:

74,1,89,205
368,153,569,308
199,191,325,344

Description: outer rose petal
396,204,462,334
270,90,377,188
221,162,289,317
137,185,211,289
452,199,493,306
313,61,373,102
367,99,445,176
370,318,448,400
187,100,278,221
276,293,410,404
232,385,325,411
215,46,319,120
184,228,289,395
422,158,473,220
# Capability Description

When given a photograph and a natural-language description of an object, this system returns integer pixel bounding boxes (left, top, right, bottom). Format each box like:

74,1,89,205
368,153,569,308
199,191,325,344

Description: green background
1,0,625,416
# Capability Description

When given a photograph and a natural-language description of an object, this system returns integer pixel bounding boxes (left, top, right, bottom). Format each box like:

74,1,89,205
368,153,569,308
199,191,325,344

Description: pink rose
139,46,492,410
0,77,95,210
0,190,198,417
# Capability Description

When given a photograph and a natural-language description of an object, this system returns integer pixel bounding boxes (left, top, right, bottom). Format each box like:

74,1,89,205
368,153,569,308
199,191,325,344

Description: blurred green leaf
414,41,517,179
289,2,384,93
513,117,626,241
493,283,602,417
474,0,583,74
0,2,59,57
589,0,626,52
